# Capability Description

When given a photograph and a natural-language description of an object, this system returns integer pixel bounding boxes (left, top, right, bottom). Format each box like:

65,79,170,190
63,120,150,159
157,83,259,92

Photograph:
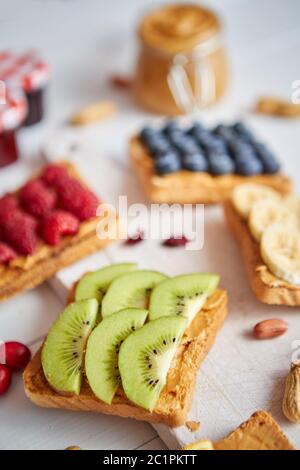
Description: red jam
24,88,45,126
0,129,18,168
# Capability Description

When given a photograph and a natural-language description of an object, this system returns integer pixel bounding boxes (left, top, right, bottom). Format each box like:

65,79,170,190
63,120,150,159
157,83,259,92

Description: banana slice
231,183,282,219
183,439,214,450
249,199,297,242
261,224,300,285
284,195,300,225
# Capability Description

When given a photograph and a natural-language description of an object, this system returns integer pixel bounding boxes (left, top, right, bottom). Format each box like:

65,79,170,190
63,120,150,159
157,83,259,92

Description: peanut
282,363,300,423
253,319,288,339
256,97,300,118
70,101,117,126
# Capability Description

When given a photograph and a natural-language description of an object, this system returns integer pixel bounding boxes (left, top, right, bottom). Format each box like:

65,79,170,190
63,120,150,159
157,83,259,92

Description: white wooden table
0,0,300,450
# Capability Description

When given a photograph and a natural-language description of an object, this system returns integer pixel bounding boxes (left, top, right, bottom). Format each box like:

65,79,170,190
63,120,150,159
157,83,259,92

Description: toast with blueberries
130,120,291,204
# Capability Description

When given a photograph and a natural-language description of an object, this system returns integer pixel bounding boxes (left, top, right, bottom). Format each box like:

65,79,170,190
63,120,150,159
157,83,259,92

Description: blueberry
187,122,205,137
193,130,216,149
140,126,156,143
208,152,235,175
154,151,181,175
162,120,181,137
230,139,256,161
146,134,172,157
254,143,280,174
233,122,254,142
214,124,235,142
236,157,263,175
181,152,209,172
172,135,200,154
206,136,228,154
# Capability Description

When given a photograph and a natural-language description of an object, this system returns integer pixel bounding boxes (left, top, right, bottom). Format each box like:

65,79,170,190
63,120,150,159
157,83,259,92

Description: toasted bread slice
23,289,228,428
215,411,294,450
0,162,118,302
129,136,292,204
224,200,300,306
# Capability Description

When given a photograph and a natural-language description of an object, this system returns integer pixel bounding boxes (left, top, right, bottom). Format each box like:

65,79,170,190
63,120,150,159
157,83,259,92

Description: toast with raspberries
0,162,118,301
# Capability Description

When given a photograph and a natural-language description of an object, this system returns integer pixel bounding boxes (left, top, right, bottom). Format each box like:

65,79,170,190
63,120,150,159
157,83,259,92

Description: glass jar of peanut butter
133,4,229,115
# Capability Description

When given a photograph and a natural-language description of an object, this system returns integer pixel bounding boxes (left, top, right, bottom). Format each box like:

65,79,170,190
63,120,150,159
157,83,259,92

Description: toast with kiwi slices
23,263,228,427
224,183,300,306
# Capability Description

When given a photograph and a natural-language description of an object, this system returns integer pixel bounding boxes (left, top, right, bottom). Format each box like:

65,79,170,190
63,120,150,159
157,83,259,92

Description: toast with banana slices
224,183,300,306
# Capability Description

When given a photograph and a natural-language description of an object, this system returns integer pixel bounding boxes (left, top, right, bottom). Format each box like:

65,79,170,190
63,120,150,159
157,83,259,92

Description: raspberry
2,211,38,255
42,210,80,246
20,179,57,219
0,194,19,223
42,164,70,188
58,179,99,221
0,242,17,264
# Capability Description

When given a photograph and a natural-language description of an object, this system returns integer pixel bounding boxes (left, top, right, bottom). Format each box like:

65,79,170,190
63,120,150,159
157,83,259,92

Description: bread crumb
185,420,200,432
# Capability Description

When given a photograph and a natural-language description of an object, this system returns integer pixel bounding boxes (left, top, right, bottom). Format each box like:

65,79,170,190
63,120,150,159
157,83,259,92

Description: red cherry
0,364,12,395
5,342,31,371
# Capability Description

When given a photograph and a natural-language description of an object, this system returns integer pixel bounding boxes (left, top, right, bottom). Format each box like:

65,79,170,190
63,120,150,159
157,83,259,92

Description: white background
0,0,300,450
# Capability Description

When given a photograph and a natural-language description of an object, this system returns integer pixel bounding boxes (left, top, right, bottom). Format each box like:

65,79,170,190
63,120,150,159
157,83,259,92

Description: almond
282,363,300,423
253,319,288,339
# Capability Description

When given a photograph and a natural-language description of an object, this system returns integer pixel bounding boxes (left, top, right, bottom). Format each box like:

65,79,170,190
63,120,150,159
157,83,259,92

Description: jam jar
133,4,229,115
0,86,27,168
0,50,50,126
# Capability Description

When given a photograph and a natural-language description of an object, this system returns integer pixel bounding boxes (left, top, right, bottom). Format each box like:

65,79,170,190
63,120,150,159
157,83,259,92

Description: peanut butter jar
133,3,229,115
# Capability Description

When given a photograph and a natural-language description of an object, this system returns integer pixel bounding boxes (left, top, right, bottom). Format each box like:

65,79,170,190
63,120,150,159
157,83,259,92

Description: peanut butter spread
134,4,227,115
215,411,294,450
138,4,219,54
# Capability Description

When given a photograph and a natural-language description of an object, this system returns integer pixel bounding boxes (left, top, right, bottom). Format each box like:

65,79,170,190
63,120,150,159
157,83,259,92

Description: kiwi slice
149,273,220,326
119,315,187,411
101,270,167,317
41,299,98,395
85,308,148,404
75,263,137,303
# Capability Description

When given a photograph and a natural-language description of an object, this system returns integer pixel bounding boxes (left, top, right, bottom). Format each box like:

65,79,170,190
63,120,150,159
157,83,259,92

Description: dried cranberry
162,236,189,247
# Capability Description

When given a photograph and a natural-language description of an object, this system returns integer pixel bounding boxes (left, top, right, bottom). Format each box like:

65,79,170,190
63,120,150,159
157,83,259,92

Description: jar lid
0,86,28,132
0,50,50,92
138,4,220,54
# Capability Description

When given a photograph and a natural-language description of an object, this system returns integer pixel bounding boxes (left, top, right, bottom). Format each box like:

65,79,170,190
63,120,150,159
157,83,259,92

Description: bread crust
0,162,118,302
215,411,294,450
23,289,228,428
224,200,300,306
130,137,292,204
